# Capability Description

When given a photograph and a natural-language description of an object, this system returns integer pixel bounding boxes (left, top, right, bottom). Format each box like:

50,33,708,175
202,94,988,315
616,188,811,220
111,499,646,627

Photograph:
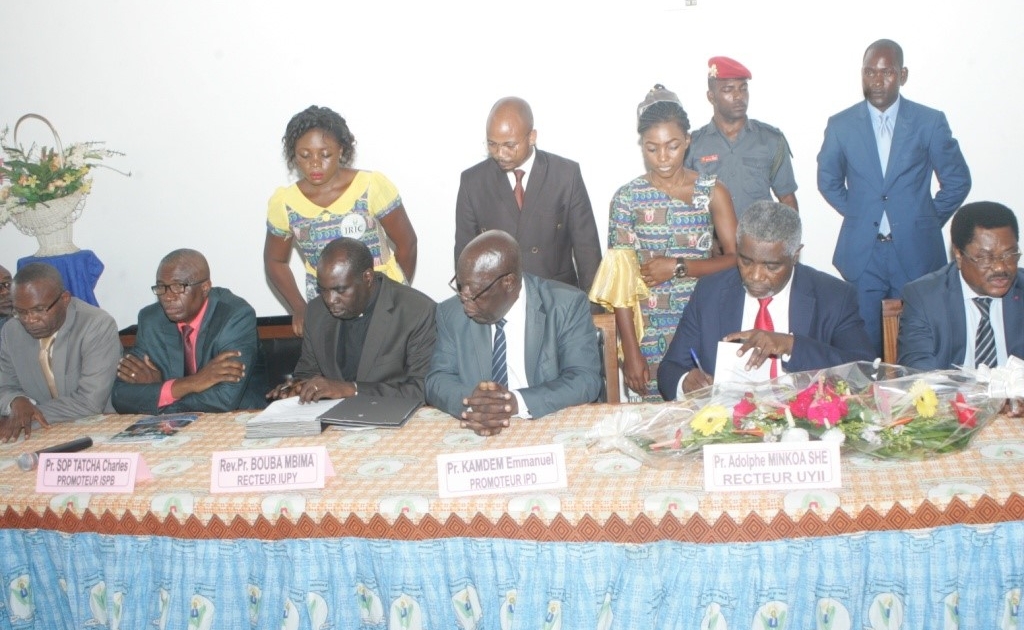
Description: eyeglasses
12,293,64,320
0,281,11,291
449,272,513,303
151,279,208,296
961,249,1021,269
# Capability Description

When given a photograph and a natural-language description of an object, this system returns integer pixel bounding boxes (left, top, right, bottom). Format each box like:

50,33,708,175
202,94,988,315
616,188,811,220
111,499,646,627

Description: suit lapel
492,161,522,224
523,277,544,385
473,320,492,382
787,266,815,337
884,99,914,187
719,272,745,338
856,103,885,183
1002,271,1024,357
159,314,187,378
195,291,219,362
50,301,76,396
358,279,390,379
946,265,968,360
521,150,546,215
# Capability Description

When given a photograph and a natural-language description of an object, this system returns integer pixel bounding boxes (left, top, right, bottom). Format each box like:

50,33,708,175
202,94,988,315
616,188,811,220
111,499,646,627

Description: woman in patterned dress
263,105,418,335
591,85,737,400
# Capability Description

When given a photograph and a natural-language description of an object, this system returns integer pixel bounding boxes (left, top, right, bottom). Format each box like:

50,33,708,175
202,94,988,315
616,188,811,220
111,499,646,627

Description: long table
1,403,1023,628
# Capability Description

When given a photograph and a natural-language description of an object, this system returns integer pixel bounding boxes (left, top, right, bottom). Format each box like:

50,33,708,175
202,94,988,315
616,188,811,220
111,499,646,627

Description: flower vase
10,189,87,257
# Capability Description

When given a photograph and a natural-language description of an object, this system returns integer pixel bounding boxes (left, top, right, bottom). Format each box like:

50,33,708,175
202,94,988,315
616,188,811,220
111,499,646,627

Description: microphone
17,437,94,471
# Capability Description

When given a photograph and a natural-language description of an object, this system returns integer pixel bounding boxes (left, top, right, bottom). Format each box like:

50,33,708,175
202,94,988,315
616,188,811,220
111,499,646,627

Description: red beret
708,56,751,80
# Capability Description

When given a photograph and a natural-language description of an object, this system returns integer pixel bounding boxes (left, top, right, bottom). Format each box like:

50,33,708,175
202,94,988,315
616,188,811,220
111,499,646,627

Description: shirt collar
176,297,210,333
866,96,901,121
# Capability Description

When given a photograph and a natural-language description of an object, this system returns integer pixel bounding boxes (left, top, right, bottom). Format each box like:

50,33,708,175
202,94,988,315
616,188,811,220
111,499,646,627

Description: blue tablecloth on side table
17,250,104,306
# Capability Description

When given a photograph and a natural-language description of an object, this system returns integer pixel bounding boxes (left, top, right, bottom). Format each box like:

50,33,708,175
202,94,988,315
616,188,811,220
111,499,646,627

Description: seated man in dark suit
267,237,436,403
658,201,874,399
899,201,1024,369
427,230,602,436
112,249,266,414
1,263,120,441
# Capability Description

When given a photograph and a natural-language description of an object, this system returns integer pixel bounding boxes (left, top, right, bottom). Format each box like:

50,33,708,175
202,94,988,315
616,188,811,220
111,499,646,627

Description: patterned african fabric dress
590,173,716,401
266,171,405,300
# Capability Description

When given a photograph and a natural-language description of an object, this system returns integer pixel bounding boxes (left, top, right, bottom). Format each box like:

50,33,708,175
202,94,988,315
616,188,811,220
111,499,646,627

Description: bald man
454,96,602,294
112,249,266,414
427,230,602,435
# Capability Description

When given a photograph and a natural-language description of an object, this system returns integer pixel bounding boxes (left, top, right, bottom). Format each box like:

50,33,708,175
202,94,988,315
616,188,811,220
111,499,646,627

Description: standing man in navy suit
899,202,1024,370
658,202,873,400
454,97,602,295
817,39,971,355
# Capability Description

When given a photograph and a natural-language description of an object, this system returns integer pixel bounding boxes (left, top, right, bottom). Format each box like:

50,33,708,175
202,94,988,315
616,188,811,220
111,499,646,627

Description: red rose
733,394,757,428
952,392,977,428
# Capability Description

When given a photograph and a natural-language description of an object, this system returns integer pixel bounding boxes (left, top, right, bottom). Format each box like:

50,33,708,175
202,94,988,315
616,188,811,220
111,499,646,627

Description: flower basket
588,362,1005,468
1,114,125,255
10,189,86,255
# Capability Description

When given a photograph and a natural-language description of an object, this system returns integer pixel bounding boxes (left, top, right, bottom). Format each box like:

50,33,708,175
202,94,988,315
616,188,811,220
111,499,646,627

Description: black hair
282,105,357,170
637,92,690,135
951,202,1019,252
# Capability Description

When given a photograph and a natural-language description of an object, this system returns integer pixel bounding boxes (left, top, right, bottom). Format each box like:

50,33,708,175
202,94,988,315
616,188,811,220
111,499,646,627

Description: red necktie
513,169,525,209
182,324,196,376
754,297,778,378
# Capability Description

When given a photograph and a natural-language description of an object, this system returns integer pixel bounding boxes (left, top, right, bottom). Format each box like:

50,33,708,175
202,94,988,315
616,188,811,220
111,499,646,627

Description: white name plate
437,443,567,498
210,446,332,493
703,441,842,492
36,453,151,494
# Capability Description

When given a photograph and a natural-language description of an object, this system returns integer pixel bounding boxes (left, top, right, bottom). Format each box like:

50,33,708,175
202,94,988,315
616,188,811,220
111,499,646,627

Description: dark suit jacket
817,98,971,281
0,299,120,420
898,263,1024,369
426,273,602,419
454,149,602,291
111,287,266,414
657,265,875,400
294,275,436,401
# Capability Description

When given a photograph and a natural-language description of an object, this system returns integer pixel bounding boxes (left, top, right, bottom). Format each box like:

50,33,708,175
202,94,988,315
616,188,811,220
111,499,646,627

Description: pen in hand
689,348,705,373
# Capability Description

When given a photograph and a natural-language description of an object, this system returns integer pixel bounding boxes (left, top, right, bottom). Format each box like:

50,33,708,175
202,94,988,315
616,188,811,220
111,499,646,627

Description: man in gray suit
267,237,436,403
427,230,602,436
454,96,602,294
0,263,120,442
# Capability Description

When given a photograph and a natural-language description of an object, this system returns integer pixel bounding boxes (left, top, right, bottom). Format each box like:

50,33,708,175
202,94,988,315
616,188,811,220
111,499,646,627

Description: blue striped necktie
492,318,508,386
973,297,997,368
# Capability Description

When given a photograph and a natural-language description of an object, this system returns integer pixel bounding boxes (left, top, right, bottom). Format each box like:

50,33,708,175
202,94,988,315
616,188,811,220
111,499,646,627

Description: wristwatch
673,257,688,279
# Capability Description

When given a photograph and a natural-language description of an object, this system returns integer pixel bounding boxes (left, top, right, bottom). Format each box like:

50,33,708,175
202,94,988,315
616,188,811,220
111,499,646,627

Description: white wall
2,0,1020,328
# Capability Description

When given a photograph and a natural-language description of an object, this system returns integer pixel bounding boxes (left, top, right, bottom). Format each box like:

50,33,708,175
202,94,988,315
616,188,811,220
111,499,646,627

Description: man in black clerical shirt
266,238,436,402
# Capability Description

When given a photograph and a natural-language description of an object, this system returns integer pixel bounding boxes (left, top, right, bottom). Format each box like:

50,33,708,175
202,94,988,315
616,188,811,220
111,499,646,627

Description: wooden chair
881,298,904,364
592,312,620,404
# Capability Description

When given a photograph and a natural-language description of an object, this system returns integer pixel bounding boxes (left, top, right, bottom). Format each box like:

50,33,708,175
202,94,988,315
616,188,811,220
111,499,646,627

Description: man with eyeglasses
817,39,971,357
266,237,435,403
454,96,602,299
899,202,1024,370
0,263,120,442
111,249,266,414
427,230,601,436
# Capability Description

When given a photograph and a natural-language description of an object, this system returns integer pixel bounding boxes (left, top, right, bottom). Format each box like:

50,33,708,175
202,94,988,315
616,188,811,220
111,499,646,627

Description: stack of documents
244,398,332,438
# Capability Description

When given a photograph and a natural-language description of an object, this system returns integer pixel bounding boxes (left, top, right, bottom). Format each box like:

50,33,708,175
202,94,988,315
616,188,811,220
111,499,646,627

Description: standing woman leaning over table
264,105,418,335
590,85,737,401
